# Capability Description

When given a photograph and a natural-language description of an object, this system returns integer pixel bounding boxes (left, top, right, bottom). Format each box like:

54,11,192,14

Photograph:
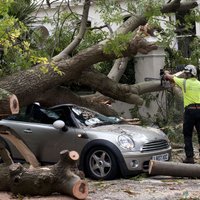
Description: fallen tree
0,0,198,115
0,149,88,199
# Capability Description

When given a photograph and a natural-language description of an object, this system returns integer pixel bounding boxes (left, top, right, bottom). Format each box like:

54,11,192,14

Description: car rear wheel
85,147,118,180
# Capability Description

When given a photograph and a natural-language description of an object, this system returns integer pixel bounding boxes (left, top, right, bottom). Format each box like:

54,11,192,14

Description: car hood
88,124,167,142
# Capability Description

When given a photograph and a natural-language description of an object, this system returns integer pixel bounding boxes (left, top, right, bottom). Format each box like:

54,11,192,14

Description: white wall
196,0,200,36
134,47,166,118
34,1,117,34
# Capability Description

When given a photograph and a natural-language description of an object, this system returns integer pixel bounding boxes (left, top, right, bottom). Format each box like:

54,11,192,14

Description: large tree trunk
0,36,157,108
149,160,200,178
0,150,88,199
38,87,119,116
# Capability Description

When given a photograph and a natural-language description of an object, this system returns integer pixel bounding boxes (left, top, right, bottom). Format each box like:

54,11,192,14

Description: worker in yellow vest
164,64,200,164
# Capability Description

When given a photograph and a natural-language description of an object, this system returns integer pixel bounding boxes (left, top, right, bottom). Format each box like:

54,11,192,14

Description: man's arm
164,71,175,82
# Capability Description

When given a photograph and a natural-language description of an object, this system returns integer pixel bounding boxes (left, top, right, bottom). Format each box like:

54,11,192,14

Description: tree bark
108,57,130,82
37,86,118,116
0,150,88,199
149,160,200,178
0,88,19,116
79,69,164,105
0,35,157,108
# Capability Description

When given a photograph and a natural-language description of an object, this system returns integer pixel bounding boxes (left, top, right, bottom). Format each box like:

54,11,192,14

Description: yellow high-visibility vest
174,77,200,108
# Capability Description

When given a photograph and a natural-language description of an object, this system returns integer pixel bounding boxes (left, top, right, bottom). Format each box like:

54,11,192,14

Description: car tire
85,146,118,180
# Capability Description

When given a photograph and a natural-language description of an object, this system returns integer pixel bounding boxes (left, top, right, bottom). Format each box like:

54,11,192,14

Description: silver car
0,103,171,180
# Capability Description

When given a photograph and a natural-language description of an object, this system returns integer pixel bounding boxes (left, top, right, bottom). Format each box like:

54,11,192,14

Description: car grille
141,139,169,152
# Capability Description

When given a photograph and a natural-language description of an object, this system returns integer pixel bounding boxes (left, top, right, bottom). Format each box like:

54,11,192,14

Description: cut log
0,88,19,116
52,150,88,199
0,150,88,200
0,125,40,168
149,160,200,178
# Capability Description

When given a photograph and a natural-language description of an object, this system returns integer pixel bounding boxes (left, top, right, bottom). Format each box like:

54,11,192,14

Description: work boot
182,157,195,164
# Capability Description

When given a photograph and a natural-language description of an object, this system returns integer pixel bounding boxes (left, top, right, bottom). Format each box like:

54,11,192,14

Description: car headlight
118,135,135,150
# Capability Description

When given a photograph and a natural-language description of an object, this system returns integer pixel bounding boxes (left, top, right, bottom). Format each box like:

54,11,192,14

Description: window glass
50,107,75,127
71,106,121,127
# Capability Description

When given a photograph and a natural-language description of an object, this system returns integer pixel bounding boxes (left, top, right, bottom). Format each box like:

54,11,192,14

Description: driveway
1,176,200,200
1,146,200,200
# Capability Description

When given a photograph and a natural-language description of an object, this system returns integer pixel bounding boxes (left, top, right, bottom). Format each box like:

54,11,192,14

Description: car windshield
71,106,121,127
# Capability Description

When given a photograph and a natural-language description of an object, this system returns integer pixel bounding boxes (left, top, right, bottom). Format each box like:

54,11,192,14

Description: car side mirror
53,120,68,131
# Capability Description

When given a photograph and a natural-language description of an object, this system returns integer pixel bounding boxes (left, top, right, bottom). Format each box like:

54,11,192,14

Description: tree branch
53,0,91,62
108,57,130,82
79,69,164,105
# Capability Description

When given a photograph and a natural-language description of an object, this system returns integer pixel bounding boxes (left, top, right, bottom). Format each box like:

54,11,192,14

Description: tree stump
0,88,19,116
0,150,88,199
149,160,200,178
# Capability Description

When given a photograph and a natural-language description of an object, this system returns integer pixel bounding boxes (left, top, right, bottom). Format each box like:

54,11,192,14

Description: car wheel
85,147,118,180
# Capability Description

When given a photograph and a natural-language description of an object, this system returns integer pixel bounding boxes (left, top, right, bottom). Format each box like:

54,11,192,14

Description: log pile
0,149,88,199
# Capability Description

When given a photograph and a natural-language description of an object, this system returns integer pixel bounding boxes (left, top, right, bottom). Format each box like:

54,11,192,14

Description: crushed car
0,103,171,180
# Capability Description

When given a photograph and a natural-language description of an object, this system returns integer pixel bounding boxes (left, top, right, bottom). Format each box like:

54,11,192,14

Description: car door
50,106,91,158
29,123,79,163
